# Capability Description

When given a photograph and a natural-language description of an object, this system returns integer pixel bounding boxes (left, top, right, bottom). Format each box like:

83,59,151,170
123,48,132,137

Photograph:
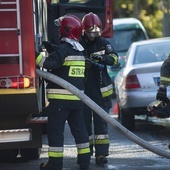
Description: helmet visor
85,25,102,38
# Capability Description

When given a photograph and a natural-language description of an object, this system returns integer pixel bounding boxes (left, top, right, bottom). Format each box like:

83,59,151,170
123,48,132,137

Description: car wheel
120,109,135,131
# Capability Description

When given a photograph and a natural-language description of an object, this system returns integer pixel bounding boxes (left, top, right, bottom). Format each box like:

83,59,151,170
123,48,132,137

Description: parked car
107,18,148,90
114,37,170,130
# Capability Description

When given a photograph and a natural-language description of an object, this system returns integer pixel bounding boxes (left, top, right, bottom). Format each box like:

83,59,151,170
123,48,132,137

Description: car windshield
133,41,170,65
108,29,146,53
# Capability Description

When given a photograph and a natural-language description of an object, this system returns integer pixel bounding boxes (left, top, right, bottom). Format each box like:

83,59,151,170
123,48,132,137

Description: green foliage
113,0,167,38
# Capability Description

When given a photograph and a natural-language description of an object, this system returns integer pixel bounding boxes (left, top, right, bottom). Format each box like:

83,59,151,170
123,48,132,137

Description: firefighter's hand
156,87,169,102
90,54,105,62
42,41,55,54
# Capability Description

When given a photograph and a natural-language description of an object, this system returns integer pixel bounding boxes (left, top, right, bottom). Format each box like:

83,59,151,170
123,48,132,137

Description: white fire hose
36,69,170,159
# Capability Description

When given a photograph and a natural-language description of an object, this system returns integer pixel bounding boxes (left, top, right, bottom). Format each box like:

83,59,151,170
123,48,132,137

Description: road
1,99,170,170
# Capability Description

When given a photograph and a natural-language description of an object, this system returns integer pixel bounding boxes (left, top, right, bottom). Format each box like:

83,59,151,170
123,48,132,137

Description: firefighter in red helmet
36,15,90,170
80,12,119,166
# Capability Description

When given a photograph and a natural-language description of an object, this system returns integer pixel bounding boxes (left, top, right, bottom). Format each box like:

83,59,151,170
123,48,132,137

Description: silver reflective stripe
94,134,109,140
100,84,113,93
47,89,84,94
93,50,105,55
89,135,93,140
48,146,63,152
76,142,89,149
65,55,85,61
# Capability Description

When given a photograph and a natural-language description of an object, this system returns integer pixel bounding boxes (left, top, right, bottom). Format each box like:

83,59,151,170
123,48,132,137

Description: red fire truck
0,0,113,162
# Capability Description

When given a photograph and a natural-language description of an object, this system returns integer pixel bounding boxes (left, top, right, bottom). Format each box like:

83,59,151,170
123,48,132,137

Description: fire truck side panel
0,0,41,152
20,0,36,78
0,90,39,115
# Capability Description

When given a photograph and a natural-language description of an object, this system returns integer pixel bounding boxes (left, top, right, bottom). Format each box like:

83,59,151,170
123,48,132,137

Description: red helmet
82,12,102,38
54,15,82,41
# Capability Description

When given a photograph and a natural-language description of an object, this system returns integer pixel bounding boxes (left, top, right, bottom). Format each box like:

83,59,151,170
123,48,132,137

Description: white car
115,37,170,130
107,18,148,91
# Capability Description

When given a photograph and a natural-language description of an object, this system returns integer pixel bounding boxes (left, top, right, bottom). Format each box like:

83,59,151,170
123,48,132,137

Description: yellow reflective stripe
47,93,80,100
63,61,85,66
48,151,63,158
161,76,170,84
47,89,84,94
110,54,118,65
36,53,44,66
95,139,109,145
69,66,85,77
77,148,90,155
89,136,93,145
102,88,113,97
101,84,113,97
63,55,85,66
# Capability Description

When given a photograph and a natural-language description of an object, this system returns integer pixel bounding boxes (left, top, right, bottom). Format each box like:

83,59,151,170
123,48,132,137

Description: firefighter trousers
84,104,110,157
45,101,91,169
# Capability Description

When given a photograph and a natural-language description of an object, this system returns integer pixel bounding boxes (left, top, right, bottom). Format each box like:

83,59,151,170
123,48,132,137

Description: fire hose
36,69,170,159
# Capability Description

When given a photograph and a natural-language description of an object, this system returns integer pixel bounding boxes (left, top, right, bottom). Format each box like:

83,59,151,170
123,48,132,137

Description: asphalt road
1,100,170,170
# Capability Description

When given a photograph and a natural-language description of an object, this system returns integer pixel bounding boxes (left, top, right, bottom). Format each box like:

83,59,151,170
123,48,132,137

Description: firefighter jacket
160,55,170,87
36,40,85,109
80,36,118,109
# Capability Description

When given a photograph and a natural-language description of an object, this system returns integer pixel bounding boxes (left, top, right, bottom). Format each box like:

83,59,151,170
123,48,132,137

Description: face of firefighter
86,32,96,41
84,25,101,41
85,31,101,41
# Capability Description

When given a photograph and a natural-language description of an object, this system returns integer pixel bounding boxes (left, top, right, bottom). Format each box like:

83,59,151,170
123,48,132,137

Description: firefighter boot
95,155,108,166
77,152,90,170
40,158,62,170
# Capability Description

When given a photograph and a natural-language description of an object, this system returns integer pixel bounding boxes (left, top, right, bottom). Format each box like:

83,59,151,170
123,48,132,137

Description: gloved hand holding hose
90,53,106,62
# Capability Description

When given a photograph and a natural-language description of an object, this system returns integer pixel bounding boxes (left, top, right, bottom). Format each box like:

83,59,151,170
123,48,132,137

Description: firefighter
154,54,170,118
80,12,118,165
36,15,90,170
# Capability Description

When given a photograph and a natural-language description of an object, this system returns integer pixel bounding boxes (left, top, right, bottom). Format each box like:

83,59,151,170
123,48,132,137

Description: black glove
90,54,105,62
42,41,55,54
156,87,169,102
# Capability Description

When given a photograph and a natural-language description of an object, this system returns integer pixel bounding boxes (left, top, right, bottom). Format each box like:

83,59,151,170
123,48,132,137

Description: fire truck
0,0,113,162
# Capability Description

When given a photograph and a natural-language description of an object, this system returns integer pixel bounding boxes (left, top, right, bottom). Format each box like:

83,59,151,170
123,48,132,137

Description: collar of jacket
61,37,84,51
